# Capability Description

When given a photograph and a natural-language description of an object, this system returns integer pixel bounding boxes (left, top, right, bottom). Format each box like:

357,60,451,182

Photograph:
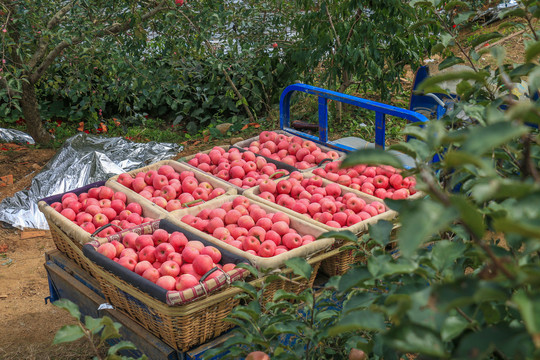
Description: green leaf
84,316,104,335
284,257,312,280
513,290,540,345
53,325,85,344
329,310,386,335
53,299,81,320
461,122,529,155
368,220,393,247
500,8,526,19
445,1,469,11
263,321,303,336
318,230,357,243
100,316,121,341
338,267,373,292
341,148,403,169
388,199,457,258
108,340,137,355
441,315,469,341
526,41,540,63
232,281,258,298
454,10,475,25
431,240,466,272
383,323,447,357
470,32,503,48
367,255,418,278
493,217,540,238
449,195,485,239
438,56,465,71
418,70,487,93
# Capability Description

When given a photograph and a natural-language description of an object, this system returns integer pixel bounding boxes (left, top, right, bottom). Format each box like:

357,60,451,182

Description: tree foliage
205,1,540,358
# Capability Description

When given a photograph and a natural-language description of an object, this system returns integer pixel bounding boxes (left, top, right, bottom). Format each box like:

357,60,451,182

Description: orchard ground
0,21,528,358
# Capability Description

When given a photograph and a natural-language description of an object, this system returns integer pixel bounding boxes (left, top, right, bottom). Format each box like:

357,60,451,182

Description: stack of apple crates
40,131,408,352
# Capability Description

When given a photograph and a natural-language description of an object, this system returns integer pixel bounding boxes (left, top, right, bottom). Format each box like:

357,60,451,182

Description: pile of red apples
255,172,387,228
50,186,152,237
239,131,341,169
96,229,238,291
116,164,227,211
312,161,417,200
186,147,290,189
180,196,316,257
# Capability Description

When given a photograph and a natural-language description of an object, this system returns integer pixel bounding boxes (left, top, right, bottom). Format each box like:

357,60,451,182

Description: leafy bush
206,1,540,358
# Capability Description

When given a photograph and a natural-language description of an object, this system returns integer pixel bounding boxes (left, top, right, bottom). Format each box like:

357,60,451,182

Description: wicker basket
243,171,398,235
106,159,236,214
232,129,347,173
85,231,332,351
89,258,246,351
320,225,400,277
38,181,165,265
167,195,335,271
179,145,296,194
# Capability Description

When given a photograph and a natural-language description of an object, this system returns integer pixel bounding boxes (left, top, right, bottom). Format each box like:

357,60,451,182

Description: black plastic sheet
0,133,182,229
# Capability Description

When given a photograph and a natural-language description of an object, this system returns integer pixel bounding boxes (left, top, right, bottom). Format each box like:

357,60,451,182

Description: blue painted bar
375,112,386,148
279,83,429,153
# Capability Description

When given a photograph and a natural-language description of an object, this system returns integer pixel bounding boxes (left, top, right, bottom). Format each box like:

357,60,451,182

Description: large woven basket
320,225,400,277
85,236,332,351
166,194,335,271
243,171,398,235
106,159,236,214
38,181,165,265
89,258,245,351
232,129,347,173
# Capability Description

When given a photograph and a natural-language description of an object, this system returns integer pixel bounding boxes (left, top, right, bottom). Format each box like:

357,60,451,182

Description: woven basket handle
318,158,334,167
200,266,230,283
182,199,205,208
91,223,124,237
270,171,287,179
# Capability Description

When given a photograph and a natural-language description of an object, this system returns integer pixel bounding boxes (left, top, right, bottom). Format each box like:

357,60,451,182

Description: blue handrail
279,83,429,153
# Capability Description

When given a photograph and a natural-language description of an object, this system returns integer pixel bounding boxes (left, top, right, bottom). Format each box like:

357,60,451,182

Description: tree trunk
21,81,53,145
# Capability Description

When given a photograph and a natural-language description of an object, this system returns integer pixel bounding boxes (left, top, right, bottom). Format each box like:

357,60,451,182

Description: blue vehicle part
409,65,459,121
279,83,429,154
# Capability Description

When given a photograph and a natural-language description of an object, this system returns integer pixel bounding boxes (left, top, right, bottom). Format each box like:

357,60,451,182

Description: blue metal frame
279,83,429,152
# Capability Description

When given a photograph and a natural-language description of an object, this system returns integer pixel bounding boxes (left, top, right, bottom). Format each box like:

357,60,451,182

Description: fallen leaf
0,175,14,187
77,122,85,131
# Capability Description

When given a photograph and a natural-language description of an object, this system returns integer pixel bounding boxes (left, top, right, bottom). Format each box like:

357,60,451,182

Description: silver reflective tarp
0,133,182,230
0,128,35,145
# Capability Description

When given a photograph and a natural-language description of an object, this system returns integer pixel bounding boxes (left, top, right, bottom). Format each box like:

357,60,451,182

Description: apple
258,240,276,257
80,222,96,234
201,246,222,263
156,275,176,290
282,233,302,249
134,260,153,276
160,260,181,277
118,256,137,271
155,243,175,263
192,254,214,276
182,246,200,263
242,236,261,252
139,245,156,263
176,274,199,291
135,235,154,251
122,232,139,249
97,243,116,260
126,202,143,215
142,267,160,283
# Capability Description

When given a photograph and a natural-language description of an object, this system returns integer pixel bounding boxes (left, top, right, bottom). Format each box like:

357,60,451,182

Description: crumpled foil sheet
0,133,182,230
0,128,35,145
